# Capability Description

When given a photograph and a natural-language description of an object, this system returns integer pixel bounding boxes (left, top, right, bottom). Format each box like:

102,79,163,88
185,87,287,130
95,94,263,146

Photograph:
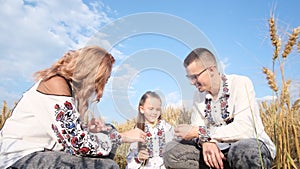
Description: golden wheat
261,16,300,168
282,26,300,59
0,101,13,129
291,98,300,112
262,67,279,93
280,80,291,108
269,17,281,60
269,17,278,47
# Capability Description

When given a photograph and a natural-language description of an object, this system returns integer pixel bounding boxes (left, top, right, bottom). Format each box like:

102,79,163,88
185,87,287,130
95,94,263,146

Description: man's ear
208,66,215,71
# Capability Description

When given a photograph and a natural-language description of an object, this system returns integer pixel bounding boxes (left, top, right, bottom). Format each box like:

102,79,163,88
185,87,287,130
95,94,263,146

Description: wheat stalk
269,17,281,60
282,26,300,59
273,38,281,61
280,80,291,107
1,101,12,129
262,67,279,92
269,17,278,47
291,98,300,112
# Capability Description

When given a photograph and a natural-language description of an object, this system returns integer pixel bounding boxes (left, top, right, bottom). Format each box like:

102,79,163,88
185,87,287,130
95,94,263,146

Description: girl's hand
138,148,149,161
120,128,146,143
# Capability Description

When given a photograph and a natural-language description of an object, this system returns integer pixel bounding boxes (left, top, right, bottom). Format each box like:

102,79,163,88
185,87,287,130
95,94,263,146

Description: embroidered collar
204,74,233,126
144,120,166,157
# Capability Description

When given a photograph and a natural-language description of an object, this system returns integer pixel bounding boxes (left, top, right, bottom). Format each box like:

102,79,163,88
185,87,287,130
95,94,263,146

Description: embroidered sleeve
51,101,122,156
194,126,211,145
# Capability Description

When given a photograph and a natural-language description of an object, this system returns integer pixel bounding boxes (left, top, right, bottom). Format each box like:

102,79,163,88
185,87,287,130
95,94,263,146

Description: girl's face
140,97,161,125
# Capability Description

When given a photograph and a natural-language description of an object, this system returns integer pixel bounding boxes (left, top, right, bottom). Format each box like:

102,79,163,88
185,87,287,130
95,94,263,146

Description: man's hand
202,142,226,169
174,124,198,140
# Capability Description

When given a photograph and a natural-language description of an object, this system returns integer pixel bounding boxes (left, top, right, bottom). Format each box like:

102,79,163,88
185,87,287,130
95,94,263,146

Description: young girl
126,91,174,169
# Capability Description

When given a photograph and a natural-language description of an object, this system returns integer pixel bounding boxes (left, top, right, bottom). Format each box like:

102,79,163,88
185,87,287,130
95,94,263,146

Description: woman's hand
88,118,111,133
120,128,146,143
174,124,198,140
202,142,226,169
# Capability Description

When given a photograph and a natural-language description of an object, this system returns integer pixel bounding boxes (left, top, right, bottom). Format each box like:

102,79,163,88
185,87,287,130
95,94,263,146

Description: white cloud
0,0,114,107
256,95,277,102
219,57,230,73
111,63,139,90
165,91,181,107
290,79,300,102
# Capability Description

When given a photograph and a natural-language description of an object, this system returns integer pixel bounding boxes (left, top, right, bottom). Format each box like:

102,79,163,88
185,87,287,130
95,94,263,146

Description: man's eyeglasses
186,68,208,81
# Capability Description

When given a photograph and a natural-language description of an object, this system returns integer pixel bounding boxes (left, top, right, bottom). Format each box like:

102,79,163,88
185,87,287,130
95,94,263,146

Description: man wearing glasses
163,48,275,169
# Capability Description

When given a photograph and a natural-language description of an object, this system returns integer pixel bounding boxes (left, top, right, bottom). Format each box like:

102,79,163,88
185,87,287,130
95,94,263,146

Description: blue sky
1,0,300,123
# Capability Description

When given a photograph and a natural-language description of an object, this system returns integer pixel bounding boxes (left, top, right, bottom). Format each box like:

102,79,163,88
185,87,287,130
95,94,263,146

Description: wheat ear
269,17,281,60
282,26,300,58
262,67,278,92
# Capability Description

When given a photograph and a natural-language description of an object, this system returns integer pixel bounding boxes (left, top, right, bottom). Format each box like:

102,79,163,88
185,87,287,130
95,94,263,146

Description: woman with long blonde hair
0,45,146,169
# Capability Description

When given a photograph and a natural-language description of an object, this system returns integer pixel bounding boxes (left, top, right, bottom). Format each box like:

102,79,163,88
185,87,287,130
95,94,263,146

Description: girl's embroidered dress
126,120,174,169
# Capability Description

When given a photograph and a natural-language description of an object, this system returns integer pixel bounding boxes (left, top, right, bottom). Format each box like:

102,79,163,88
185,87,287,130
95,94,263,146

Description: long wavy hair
34,45,115,119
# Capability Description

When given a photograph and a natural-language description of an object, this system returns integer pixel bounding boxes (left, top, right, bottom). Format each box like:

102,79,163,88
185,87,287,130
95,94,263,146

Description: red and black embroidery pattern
52,101,121,156
204,74,233,126
144,120,166,157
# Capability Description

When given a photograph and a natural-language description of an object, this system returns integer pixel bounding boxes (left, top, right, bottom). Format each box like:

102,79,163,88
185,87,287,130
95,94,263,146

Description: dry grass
1,16,299,169
0,101,12,129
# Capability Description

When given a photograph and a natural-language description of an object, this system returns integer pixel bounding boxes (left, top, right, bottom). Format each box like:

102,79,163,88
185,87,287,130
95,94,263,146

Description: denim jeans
8,151,119,169
163,138,273,169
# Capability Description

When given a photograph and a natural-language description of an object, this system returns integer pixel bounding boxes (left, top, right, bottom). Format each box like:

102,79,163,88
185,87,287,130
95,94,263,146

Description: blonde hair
34,45,115,118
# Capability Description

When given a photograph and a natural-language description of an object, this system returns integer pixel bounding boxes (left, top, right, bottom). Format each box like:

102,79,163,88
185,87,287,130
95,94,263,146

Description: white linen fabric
191,74,276,159
0,80,120,169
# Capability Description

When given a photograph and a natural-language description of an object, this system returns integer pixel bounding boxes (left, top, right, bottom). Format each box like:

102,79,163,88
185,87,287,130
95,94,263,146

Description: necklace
144,120,166,157
204,74,233,126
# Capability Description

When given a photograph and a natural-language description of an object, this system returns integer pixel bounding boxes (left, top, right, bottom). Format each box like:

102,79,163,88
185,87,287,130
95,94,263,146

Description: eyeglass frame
185,67,208,81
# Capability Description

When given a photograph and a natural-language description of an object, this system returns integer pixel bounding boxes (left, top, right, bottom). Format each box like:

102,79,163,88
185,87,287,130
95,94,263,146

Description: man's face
185,61,211,93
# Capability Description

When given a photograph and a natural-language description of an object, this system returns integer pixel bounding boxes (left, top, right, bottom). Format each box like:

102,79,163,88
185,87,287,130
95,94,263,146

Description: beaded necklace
204,74,233,126
144,120,165,157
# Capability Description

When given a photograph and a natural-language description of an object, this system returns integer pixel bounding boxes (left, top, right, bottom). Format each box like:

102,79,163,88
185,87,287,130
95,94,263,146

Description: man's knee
163,141,179,166
228,139,272,168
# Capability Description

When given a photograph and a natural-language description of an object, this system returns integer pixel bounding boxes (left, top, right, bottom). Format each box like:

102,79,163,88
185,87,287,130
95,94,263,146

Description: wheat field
1,17,300,168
